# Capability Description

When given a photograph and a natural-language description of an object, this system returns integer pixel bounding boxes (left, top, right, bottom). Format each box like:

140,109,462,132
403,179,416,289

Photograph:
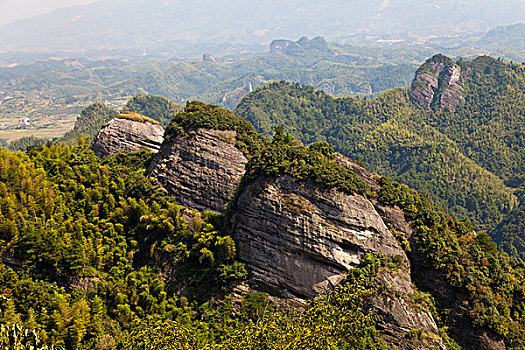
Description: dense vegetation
235,55,525,257
242,127,370,197
2,101,525,348
121,94,183,126
235,131,525,348
0,142,243,348
59,103,118,144
0,139,389,349
378,177,525,348
166,101,268,157
7,135,48,152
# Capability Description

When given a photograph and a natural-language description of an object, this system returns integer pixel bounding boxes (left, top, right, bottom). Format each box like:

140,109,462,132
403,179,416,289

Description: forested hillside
0,140,389,349
2,105,525,348
235,55,525,259
0,39,420,144
1,101,525,349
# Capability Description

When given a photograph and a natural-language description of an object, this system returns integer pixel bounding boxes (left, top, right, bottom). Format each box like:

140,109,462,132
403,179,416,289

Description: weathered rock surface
230,169,445,349
410,54,466,112
377,196,506,350
232,175,404,297
91,116,164,158
148,128,247,213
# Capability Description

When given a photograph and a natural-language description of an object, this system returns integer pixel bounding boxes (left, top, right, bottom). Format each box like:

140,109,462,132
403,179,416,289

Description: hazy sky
0,0,98,25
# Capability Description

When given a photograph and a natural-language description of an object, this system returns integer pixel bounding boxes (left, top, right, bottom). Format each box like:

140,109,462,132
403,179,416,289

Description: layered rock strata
230,168,445,349
410,54,466,112
148,128,247,213
91,116,164,158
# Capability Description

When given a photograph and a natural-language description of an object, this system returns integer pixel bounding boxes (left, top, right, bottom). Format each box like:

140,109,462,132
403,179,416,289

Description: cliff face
230,160,445,349
410,54,466,112
232,175,402,297
148,128,247,213
91,115,164,158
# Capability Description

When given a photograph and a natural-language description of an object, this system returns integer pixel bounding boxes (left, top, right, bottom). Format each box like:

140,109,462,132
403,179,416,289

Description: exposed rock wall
232,175,404,297
91,117,164,158
376,198,506,350
230,171,445,349
410,54,466,112
148,128,247,213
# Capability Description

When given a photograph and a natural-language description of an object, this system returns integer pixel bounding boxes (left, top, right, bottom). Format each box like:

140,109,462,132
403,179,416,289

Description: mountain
2,0,525,56
0,41,422,146
235,54,525,259
477,23,525,53
3,101,525,349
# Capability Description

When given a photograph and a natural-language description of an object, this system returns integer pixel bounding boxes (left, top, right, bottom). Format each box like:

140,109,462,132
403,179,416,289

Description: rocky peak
202,53,216,63
270,39,296,53
148,127,248,213
410,54,466,112
90,112,164,158
148,101,266,213
228,140,445,349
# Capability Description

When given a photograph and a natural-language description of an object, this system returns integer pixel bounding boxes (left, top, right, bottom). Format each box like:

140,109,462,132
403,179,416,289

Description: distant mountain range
1,0,525,58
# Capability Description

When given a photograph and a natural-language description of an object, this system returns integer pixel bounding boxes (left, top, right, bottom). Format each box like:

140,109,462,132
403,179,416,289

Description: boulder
91,113,164,158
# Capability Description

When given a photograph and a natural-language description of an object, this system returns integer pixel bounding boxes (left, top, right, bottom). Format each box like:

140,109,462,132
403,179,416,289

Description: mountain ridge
2,0,525,57
234,54,525,259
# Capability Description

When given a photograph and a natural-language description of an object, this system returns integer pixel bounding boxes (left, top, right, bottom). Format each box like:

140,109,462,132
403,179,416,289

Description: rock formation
229,155,446,349
147,101,265,213
90,113,164,158
410,54,466,112
148,127,248,213
203,53,216,63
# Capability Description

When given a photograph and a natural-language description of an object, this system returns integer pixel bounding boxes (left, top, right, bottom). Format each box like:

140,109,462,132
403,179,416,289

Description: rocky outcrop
410,54,466,112
376,194,506,350
230,164,445,349
90,114,164,158
232,175,403,297
203,53,216,63
148,128,247,213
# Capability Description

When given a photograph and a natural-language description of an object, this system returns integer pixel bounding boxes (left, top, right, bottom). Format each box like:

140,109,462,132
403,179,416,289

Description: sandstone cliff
138,101,503,348
410,54,466,112
229,148,446,349
91,112,164,158
147,101,266,213
148,127,248,213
